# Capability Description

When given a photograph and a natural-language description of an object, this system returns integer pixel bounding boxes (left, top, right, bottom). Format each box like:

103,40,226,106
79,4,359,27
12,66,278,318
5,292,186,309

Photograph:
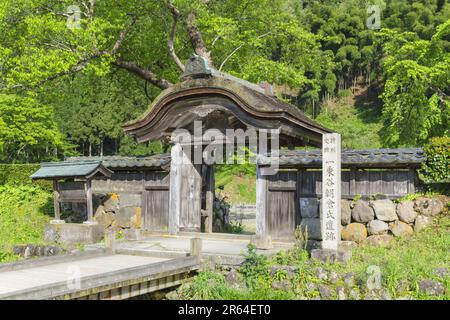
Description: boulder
306,282,318,293
414,197,444,217
379,288,392,300
349,288,360,300
103,193,120,212
329,271,339,284
23,246,32,259
341,200,352,225
271,280,291,291
315,267,328,281
434,268,449,278
225,269,243,288
396,280,410,294
318,284,331,299
336,286,346,300
343,272,355,288
396,201,418,223
414,215,433,232
370,199,398,221
389,220,414,237
341,223,367,243
363,234,393,247
366,219,389,235
94,210,115,229
418,280,446,296
300,198,319,218
351,201,375,223
270,265,297,278
299,218,321,240
115,206,138,228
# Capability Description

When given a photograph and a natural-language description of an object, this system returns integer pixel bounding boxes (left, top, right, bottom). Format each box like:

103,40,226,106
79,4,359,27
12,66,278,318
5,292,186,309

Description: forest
0,0,449,163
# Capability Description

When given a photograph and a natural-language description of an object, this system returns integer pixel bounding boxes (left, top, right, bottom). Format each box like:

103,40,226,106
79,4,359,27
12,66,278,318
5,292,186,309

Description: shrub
0,185,52,262
239,244,270,287
419,137,450,184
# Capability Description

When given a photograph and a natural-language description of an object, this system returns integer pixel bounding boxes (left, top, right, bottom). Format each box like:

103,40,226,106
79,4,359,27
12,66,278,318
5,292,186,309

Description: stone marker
321,133,341,250
311,133,351,263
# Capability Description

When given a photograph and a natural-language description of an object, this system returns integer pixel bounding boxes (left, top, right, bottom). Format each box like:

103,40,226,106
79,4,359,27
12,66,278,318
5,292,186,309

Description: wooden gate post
256,165,267,236
169,143,182,235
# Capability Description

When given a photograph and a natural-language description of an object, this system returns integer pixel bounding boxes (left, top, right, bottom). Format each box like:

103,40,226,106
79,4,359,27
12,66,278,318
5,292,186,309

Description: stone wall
93,192,142,231
299,196,445,246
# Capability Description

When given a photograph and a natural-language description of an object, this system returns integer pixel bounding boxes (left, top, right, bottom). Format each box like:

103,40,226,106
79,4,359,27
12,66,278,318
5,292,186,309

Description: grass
0,185,52,262
315,103,383,149
180,213,450,300
340,214,450,298
215,164,256,204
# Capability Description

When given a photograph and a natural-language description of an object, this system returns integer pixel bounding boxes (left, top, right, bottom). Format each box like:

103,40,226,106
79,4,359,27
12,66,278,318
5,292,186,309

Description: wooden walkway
0,250,199,300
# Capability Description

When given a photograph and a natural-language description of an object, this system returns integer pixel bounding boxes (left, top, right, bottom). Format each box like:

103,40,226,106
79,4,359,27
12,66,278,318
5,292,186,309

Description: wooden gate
142,185,169,232
266,170,298,240
141,172,170,232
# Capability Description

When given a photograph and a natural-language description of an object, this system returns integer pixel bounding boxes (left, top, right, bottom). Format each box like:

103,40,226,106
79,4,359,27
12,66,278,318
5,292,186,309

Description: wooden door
143,185,169,232
266,171,298,240
179,163,202,232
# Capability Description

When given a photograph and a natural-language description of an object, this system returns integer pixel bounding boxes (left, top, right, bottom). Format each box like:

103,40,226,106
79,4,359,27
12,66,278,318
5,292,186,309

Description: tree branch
219,32,272,71
187,11,212,67
167,1,185,72
7,8,173,91
111,14,137,55
113,59,172,90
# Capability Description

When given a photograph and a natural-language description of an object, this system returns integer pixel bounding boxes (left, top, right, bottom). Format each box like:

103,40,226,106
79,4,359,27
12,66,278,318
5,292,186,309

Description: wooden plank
369,171,382,195
144,187,169,232
407,169,416,194
349,169,356,195
265,170,297,240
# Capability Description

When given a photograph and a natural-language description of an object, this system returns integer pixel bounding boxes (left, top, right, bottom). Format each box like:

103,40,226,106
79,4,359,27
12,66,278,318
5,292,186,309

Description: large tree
380,20,450,146
0,94,67,162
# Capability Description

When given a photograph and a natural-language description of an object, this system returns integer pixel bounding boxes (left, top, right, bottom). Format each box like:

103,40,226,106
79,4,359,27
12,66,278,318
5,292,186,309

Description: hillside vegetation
0,185,52,262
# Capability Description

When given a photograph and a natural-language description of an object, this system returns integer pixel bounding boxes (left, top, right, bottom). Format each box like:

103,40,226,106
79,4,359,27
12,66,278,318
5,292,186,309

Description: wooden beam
407,168,416,194
349,168,356,195
53,180,61,221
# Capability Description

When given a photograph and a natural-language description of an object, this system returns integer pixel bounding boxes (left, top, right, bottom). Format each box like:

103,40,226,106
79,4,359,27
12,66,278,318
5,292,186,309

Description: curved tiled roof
61,148,424,171
123,55,332,147
66,154,171,170
30,161,113,179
